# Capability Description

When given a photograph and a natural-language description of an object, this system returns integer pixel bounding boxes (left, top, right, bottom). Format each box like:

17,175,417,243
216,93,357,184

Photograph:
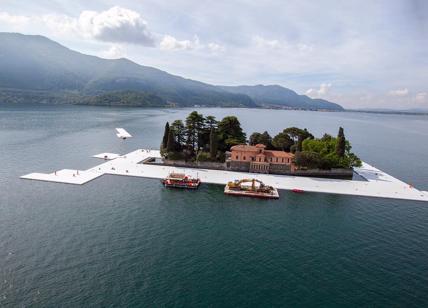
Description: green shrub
167,151,184,160
196,151,211,162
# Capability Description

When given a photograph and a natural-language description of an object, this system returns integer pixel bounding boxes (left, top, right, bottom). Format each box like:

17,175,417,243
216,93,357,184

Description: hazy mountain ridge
220,85,343,110
0,32,343,110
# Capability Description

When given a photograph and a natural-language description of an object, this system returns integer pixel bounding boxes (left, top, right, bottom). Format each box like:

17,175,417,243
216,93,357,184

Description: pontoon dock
21,149,428,202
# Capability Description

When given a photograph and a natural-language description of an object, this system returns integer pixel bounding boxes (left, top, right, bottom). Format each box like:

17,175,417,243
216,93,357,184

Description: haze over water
1,104,428,306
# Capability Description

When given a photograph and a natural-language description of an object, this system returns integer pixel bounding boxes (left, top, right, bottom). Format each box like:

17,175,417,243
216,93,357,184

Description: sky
0,0,427,109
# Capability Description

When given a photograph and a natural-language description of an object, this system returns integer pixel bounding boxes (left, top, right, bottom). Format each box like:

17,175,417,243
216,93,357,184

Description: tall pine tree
166,129,175,152
209,128,218,160
336,127,346,157
162,122,170,150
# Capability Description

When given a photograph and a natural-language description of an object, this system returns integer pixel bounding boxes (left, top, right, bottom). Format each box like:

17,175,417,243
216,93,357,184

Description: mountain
0,32,343,110
220,85,343,110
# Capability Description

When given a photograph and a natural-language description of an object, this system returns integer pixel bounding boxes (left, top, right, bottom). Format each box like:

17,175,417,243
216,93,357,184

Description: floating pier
21,149,428,202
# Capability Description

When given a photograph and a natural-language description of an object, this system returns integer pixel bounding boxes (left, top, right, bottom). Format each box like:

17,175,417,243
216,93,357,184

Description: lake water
1,104,428,307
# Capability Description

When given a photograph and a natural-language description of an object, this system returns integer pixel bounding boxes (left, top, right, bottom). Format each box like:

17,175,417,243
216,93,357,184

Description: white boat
115,128,132,139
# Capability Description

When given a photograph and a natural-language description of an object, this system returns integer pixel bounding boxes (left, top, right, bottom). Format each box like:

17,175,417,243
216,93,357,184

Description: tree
205,116,218,130
209,128,218,160
170,120,185,146
161,122,170,150
283,127,313,151
217,116,246,151
249,131,273,149
272,132,294,151
185,111,205,151
166,129,175,152
283,127,303,143
249,132,262,145
294,151,321,169
336,127,346,157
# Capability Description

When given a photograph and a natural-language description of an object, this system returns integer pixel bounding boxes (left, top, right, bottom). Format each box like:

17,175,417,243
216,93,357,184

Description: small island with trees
155,111,361,179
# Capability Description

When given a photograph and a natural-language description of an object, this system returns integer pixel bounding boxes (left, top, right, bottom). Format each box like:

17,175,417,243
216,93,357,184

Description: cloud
253,36,280,49
252,36,313,53
160,35,198,50
0,7,222,53
77,6,155,46
388,88,409,96
159,35,224,53
305,83,332,97
0,11,30,24
415,92,427,103
207,42,225,52
100,45,127,59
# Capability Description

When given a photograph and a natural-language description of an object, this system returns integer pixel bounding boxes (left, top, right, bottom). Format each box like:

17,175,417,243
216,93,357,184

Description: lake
1,103,428,307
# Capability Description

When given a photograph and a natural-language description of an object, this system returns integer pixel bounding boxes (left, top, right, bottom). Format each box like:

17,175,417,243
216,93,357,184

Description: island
157,111,361,179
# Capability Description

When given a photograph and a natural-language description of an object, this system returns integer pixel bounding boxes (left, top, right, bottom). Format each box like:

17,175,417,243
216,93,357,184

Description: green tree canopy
283,127,314,151
205,116,218,130
161,122,170,150
336,127,346,157
272,132,294,151
217,116,246,151
209,128,218,160
170,120,185,145
166,129,175,152
249,131,273,149
185,111,205,151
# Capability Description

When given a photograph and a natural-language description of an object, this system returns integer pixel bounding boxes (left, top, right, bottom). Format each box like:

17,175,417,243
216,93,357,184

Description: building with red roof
229,144,295,174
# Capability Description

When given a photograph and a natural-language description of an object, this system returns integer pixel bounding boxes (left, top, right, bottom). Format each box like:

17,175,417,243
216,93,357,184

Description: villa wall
293,168,354,179
229,161,251,172
146,157,353,179
163,159,226,170
269,163,292,174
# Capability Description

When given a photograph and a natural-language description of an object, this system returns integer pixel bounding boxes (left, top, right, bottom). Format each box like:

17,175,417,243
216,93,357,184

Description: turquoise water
1,104,428,307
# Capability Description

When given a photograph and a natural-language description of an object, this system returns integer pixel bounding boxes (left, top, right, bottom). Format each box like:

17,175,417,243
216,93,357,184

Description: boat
162,173,201,189
224,179,279,199
292,188,304,193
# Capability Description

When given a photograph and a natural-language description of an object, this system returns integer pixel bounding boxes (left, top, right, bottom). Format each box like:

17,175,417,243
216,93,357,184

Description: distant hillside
0,32,343,110
220,85,343,110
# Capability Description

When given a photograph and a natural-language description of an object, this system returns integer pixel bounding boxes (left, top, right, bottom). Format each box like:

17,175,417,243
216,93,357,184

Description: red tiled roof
265,150,294,158
230,144,294,158
230,144,260,152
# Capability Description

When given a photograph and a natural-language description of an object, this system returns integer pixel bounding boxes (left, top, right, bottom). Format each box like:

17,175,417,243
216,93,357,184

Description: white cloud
415,92,427,103
1,7,155,46
0,7,222,53
160,35,198,50
253,35,280,49
207,42,225,52
77,6,155,46
388,88,409,96
159,35,224,53
305,83,332,97
100,45,127,59
0,11,30,24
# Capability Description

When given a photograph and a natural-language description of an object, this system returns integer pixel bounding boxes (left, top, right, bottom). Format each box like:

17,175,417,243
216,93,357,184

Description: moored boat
162,173,201,189
224,179,279,199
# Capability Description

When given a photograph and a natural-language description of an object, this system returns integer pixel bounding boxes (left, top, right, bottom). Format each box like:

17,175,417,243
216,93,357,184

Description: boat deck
21,149,428,202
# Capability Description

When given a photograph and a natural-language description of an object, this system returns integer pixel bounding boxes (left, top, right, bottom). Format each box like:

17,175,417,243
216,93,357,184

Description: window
276,158,278,162
243,156,246,160
236,155,239,160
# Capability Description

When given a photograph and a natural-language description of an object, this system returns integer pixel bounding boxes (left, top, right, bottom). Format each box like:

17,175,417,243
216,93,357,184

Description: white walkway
21,149,428,202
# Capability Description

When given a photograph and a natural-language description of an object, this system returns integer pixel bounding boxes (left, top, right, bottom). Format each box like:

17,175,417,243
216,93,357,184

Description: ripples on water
0,104,428,306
